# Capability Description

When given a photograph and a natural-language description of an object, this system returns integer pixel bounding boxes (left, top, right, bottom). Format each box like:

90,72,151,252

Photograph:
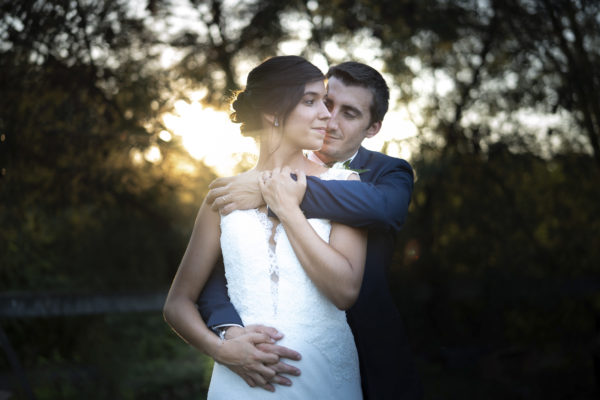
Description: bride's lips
312,127,327,135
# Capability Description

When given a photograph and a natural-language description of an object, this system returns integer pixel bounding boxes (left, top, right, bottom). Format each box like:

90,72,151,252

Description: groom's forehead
326,78,372,112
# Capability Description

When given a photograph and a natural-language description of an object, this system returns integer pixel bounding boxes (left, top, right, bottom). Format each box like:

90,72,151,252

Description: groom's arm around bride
200,62,423,399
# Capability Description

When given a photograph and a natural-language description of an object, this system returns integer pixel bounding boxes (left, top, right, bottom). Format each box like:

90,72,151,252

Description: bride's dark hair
230,56,325,137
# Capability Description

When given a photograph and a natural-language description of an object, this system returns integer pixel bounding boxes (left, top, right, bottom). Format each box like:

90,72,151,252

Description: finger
246,363,277,385
281,165,291,178
261,171,271,183
241,374,257,388
261,383,276,392
269,373,293,387
213,194,232,211
220,203,235,216
208,177,231,189
255,349,279,365
246,331,275,345
207,187,230,209
206,187,224,206
258,175,267,192
296,169,307,188
269,361,301,377
246,324,283,340
247,372,268,387
256,343,301,361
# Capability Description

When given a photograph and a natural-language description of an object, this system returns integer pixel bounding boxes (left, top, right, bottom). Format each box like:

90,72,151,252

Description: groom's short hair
326,62,389,126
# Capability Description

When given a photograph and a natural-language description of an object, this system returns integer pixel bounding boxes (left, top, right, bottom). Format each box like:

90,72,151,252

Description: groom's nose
326,112,339,132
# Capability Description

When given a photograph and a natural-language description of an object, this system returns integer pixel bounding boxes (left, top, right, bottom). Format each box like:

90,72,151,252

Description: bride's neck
256,147,307,171
255,134,307,171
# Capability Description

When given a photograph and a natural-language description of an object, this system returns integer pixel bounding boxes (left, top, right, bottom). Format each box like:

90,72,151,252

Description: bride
163,55,366,399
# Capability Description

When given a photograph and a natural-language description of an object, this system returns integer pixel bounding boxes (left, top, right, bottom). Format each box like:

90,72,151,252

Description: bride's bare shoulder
304,159,329,177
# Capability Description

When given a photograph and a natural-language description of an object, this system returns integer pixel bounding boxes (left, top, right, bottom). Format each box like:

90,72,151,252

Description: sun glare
162,95,417,177
163,99,258,176
364,110,417,161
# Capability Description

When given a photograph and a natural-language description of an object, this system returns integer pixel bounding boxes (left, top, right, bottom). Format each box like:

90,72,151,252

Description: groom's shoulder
361,147,412,171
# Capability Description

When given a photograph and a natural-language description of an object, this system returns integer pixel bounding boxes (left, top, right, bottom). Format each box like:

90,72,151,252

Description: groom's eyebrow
341,104,362,116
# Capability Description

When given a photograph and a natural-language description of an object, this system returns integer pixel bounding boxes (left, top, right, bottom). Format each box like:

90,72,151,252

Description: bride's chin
307,140,324,151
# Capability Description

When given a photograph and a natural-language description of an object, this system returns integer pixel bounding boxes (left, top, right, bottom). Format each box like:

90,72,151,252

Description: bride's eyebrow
302,91,326,99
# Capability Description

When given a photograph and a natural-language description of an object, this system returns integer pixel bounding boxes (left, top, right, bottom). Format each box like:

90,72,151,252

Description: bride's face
281,80,330,151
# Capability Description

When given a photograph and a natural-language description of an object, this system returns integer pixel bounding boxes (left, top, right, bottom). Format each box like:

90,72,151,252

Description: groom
199,61,423,399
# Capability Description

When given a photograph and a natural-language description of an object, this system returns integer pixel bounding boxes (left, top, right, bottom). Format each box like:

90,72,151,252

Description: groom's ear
365,121,382,139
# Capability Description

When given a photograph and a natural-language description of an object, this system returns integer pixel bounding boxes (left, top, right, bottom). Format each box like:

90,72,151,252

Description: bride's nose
318,100,331,120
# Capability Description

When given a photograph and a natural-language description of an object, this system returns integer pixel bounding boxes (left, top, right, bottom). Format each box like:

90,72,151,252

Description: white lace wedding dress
207,168,362,399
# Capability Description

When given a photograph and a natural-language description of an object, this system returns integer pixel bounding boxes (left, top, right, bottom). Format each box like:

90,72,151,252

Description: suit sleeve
300,158,414,231
196,257,243,329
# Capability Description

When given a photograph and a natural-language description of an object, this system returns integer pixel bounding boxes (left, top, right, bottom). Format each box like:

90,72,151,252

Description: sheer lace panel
257,210,281,316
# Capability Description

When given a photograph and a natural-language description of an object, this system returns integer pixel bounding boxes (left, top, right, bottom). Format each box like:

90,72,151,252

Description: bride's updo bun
229,56,324,138
229,90,254,125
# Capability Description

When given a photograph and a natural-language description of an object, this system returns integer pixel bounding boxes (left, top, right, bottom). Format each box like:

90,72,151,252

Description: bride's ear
262,113,279,127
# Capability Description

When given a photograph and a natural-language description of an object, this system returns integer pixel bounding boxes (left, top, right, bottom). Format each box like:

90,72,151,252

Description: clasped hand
207,167,307,217
259,166,307,218
217,325,302,392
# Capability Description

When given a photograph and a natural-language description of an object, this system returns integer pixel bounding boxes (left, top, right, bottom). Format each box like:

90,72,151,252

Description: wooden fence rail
0,291,167,318
0,291,167,400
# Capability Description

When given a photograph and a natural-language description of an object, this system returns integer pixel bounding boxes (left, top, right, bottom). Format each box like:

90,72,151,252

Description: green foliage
0,0,216,292
392,150,599,398
1,0,599,398
0,2,216,395
2,313,212,400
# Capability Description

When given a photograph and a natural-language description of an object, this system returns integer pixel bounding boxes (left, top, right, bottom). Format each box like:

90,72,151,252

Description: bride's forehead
304,80,326,94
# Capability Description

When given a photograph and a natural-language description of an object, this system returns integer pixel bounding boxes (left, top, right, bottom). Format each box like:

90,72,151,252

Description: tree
0,0,213,291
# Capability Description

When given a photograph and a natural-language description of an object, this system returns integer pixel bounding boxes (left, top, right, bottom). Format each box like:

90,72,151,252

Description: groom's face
316,76,381,164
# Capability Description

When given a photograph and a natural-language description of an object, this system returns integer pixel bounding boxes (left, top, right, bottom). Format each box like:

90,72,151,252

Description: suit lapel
349,147,374,180
349,146,368,170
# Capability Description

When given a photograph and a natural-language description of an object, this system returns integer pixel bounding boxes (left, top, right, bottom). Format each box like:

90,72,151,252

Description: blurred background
1,0,599,398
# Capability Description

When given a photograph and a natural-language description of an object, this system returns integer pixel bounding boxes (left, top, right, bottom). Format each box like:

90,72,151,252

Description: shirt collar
307,151,359,168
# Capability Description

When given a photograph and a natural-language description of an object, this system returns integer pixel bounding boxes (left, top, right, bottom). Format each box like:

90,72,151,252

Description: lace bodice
219,168,358,387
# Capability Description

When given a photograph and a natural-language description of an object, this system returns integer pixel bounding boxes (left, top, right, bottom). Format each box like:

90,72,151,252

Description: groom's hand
225,325,302,392
207,170,263,215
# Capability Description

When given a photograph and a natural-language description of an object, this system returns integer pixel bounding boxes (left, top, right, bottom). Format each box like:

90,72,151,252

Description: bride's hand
214,330,279,390
259,166,307,218
216,325,302,391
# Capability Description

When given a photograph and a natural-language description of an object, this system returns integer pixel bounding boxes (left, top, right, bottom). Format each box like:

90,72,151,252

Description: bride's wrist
277,205,303,225
205,335,226,362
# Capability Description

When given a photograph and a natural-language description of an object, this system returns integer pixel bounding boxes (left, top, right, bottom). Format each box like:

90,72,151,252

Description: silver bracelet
217,326,229,341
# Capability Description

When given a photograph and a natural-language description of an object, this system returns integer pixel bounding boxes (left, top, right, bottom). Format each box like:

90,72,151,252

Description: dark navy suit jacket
198,146,423,399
